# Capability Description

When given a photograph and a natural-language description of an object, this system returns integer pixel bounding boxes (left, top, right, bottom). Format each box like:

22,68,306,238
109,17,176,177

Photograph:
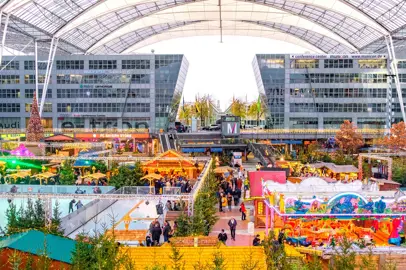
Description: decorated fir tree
26,92,44,142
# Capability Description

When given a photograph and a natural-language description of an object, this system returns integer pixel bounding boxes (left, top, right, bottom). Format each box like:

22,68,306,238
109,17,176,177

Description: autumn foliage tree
380,121,406,151
26,92,44,142
335,120,363,154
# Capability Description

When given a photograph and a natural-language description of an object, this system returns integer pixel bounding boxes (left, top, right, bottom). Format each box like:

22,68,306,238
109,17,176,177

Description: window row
56,60,84,70
289,118,318,129
290,88,388,98
24,61,48,70
290,73,387,84
291,60,319,69
122,60,150,70
57,103,150,113
89,60,117,70
324,59,353,69
56,88,150,98
25,103,52,112
0,75,19,84
323,118,351,129
56,74,151,84
25,89,52,99
1,61,19,70
290,103,386,113
24,75,48,84
0,89,20,98
0,103,20,112
357,118,386,128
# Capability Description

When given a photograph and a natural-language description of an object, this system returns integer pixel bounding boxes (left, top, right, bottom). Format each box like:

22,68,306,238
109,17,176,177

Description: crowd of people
146,218,178,246
153,176,193,195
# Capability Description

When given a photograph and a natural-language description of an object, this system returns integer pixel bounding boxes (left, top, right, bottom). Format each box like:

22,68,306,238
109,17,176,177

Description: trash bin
247,222,255,234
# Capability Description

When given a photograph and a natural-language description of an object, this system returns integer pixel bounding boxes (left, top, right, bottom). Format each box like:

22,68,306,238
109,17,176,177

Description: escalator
159,134,169,152
248,142,277,166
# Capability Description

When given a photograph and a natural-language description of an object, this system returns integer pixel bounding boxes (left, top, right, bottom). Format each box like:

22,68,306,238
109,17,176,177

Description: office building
252,54,404,130
0,54,188,132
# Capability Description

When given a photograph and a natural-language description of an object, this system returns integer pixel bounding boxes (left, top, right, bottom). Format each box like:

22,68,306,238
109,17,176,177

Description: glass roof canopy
1,0,406,55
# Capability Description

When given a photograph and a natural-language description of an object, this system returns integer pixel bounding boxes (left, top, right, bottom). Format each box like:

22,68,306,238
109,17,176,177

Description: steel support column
40,38,59,116
0,13,10,65
34,40,39,103
386,35,406,124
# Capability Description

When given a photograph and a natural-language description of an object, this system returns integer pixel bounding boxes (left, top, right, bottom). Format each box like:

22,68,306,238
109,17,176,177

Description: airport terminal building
0,54,188,131
253,54,403,130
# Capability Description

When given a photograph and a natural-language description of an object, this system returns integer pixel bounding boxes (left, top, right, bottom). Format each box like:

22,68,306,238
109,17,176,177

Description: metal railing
120,186,181,195
0,184,114,194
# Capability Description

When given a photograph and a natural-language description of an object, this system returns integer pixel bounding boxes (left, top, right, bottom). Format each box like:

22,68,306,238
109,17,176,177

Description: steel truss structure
0,0,405,56
2,1,406,120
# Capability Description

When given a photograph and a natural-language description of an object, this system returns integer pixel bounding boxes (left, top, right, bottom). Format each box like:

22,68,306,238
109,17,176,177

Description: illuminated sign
290,54,387,59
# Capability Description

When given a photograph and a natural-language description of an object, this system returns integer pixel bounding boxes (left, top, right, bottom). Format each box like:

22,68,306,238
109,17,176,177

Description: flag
182,96,185,112
257,96,261,113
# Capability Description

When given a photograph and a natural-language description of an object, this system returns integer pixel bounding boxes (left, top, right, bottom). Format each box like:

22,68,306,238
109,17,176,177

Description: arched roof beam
55,0,169,36
59,0,205,52
87,2,358,53
121,21,326,53
91,19,351,54
240,0,384,50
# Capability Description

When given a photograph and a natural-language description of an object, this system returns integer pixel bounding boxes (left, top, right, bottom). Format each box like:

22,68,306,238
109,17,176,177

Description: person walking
221,194,227,213
227,192,232,212
217,229,228,244
228,218,237,241
162,221,172,243
151,223,162,246
75,200,83,210
240,202,247,221
69,199,76,213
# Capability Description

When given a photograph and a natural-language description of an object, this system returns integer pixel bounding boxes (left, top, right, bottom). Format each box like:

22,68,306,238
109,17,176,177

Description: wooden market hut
0,230,76,269
309,162,359,181
142,150,199,179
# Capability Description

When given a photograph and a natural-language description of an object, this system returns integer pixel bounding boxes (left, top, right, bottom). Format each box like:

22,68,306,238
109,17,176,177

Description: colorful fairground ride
261,182,406,249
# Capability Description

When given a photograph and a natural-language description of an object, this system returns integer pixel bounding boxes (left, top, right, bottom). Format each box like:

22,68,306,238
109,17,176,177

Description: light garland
0,128,149,134
0,156,211,162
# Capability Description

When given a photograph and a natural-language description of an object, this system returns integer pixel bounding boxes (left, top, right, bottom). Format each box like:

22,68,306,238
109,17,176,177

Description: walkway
209,206,255,246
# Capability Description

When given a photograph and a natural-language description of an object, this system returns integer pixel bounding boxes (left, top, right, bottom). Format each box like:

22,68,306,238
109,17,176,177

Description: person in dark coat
162,221,172,243
155,179,162,194
146,233,152,247
218,229,228,244
151,223,162,245
228,218,237,241
253,234,261,246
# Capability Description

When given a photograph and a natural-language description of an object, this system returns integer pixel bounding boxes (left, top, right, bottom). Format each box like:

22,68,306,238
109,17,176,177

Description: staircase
248,142,277,166
124,246,267,269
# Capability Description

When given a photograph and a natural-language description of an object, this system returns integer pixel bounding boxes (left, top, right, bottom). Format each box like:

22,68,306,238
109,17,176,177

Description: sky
136,36,311,110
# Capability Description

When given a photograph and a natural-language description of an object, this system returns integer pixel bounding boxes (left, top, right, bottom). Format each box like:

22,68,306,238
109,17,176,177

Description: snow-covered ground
67,199,162,238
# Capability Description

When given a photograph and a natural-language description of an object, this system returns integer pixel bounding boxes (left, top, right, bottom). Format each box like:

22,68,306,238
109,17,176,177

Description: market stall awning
141,173,162,180
6,171,31,179
44,134,76,142
309,163,358,174
142,150,196,168
34,172,57,179
214,166,234,174
87,173,107,179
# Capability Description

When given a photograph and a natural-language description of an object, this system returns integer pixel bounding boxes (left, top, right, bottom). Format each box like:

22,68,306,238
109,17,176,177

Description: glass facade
253,54,397,130
0,55,188,130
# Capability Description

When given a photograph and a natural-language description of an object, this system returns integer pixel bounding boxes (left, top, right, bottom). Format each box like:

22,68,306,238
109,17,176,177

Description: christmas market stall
141,150,200,179
306,162,359,181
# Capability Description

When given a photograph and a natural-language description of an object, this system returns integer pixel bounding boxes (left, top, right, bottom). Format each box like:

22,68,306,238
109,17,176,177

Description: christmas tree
26,92,44,142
